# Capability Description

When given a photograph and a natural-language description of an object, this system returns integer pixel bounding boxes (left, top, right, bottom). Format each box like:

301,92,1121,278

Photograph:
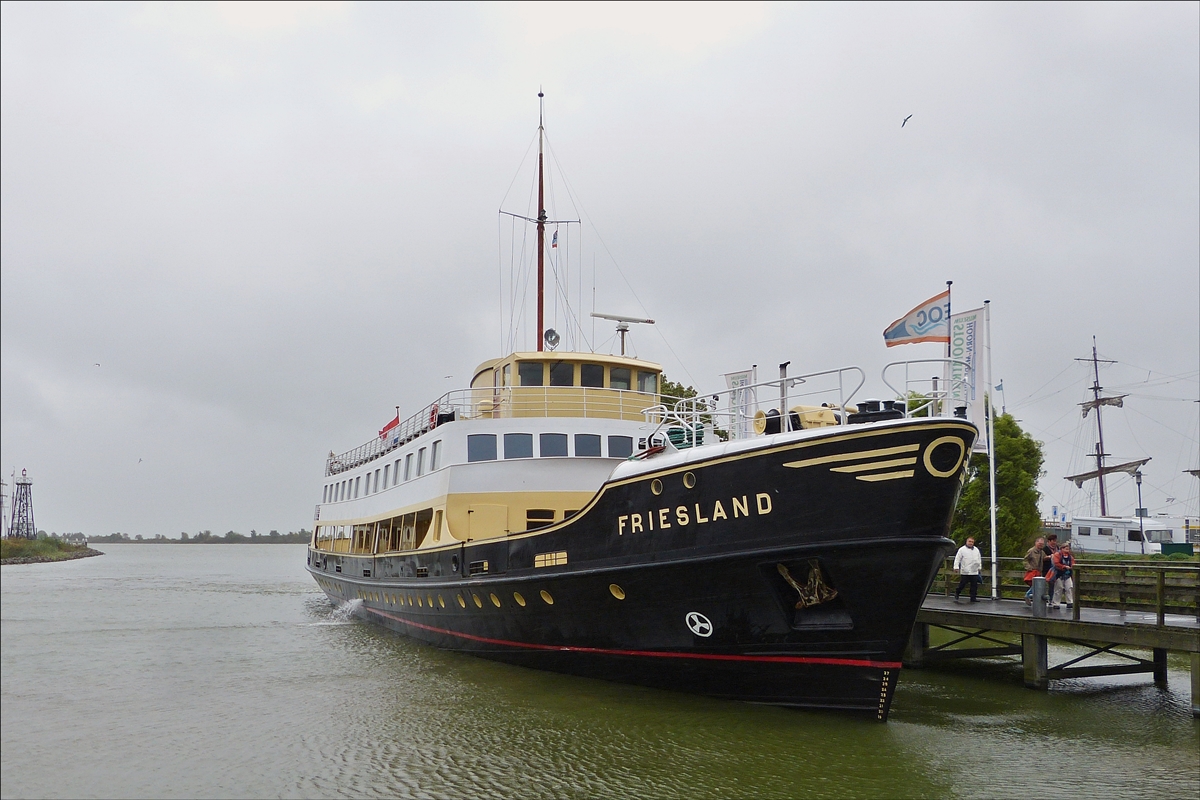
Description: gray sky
3,1,1197,537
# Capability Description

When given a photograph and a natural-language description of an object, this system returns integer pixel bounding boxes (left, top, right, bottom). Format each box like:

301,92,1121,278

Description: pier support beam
904,622,929,668
1023,633,1048,689
1192,653,1199,718
1152,648,1168,688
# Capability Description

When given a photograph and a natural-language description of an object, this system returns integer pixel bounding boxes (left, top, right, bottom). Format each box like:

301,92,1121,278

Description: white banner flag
724,368,757,440
946,307,989,452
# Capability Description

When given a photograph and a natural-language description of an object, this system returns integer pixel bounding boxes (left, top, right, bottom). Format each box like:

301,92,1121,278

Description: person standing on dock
953,537,983,603
1042,534,1060,599
1023,537,1046,604
1050,542,1075,608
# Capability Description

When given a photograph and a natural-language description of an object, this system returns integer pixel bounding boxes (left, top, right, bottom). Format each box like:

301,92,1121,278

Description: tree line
86,529,312,544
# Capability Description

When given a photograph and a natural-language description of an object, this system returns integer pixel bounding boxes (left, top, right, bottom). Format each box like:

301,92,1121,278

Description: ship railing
645,365,867,442
326,386,661,475
881,358,974,418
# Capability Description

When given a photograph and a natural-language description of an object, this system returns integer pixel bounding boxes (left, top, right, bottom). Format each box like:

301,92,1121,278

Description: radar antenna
591,312,654,356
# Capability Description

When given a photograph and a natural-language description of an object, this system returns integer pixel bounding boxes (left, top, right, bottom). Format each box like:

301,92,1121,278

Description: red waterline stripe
366,606,901,669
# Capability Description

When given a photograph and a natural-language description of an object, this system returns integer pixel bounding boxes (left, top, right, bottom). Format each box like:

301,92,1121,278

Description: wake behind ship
306,99,977,720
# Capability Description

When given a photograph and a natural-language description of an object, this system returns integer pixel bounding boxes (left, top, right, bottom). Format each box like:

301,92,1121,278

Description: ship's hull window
580,363,604,388
430,440,441,471
404,454,413,480
527,509,555,531
608,435,633,459
575,433,602,457
468,434,498,462
505,433,534,459
540,433,568,457
417,447,427,476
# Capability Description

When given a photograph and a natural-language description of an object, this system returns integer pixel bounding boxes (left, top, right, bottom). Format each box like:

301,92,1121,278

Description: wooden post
904,622,929,668
1118,566,1126,613
1156,569,1166,626
1191,652,1199,718
1023,633,1048,689
1152,648,1168,688
1072,565,1081,621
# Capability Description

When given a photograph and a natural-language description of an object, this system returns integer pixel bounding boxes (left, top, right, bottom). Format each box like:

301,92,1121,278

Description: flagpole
943,280,952,415
985,300,998,598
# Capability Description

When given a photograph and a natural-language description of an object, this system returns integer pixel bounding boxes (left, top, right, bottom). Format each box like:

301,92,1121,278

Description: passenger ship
307,103,977,721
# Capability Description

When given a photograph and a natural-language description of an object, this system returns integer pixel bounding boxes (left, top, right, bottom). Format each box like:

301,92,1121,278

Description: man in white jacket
953,537,983,603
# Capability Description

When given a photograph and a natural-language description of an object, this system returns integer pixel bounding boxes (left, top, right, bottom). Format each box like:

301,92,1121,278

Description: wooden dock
907,559,1200,716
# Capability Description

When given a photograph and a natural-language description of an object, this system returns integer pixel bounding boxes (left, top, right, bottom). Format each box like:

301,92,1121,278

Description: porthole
417,595,423,607
650,478,663,496
683,472,696,489
490,592,501,607
438,595,446,608
407,595,413,606
457,594,466,608
609,584,626,600
427,595,434,608
540,589,555,605
472,593,483,608
514,592,527,607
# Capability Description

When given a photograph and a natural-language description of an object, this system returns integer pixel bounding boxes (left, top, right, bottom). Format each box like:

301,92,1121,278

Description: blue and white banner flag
883,290,951,347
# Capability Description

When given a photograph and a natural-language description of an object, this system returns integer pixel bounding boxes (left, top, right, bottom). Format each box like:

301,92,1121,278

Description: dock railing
934,556,1200,624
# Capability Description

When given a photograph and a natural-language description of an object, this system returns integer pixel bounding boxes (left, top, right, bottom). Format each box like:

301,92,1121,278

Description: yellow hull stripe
830,457,918,474
856,470,915,482
784,443,920,470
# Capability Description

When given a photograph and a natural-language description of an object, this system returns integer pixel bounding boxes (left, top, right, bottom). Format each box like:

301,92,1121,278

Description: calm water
2,545,1196,799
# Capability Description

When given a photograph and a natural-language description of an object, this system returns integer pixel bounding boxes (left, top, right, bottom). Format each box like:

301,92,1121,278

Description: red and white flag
378,413,399,439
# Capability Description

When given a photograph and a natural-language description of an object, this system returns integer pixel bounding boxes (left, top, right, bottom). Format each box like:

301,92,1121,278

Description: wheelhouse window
519,362,544,386
580,363,604,388
503,364,512,386
467,434,497,462
504,433,534,459
540,433,568,457
638,371,657,394
608,435,634,458
575,433,602,457
549,361,574,387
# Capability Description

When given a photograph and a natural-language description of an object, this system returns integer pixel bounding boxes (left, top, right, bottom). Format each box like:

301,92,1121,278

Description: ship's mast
1090,340,1109,514
536,91,546,352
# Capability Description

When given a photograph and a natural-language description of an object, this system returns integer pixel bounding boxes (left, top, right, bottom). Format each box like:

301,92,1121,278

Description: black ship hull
308,418,975,720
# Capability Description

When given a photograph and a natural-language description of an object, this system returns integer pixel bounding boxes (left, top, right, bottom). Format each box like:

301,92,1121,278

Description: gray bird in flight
902,114,913,128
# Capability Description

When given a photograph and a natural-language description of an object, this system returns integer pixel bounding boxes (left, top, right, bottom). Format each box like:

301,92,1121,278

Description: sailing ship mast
1065,337,1149,515
536,91,546,352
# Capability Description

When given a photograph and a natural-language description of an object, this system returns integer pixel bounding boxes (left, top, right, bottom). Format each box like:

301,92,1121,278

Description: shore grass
1,537,101,564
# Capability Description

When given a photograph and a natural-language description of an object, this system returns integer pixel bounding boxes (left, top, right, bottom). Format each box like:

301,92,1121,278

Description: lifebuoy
429,403,439,428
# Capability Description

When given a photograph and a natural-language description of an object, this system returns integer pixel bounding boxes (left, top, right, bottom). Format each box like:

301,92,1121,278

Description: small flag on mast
882,290,951,347
378,412,400,439
551,230,558,248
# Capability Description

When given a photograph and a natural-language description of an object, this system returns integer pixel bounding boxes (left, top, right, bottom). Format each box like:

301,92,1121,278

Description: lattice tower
8,469,36,540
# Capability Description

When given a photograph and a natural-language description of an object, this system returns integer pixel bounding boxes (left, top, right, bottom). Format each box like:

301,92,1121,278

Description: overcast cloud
2,1,1197,537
